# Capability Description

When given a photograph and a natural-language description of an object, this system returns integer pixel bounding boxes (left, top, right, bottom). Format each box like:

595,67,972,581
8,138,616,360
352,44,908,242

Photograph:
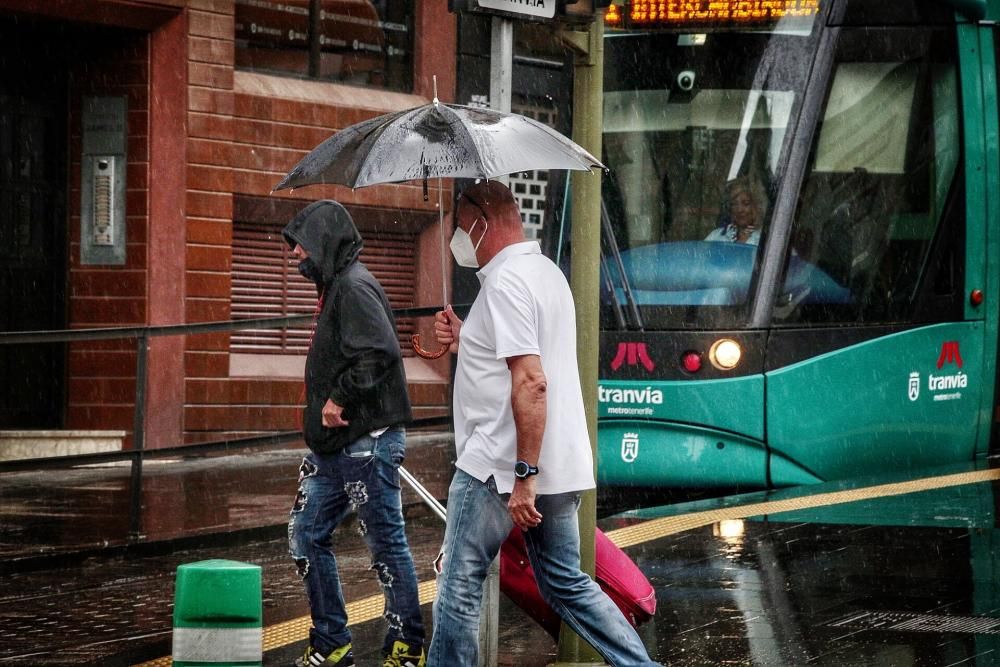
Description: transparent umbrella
272,98,603,191
272,94,604,357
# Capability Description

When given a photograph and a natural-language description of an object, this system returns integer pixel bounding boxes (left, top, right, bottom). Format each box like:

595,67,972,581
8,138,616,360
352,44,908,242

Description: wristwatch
514,460,539,479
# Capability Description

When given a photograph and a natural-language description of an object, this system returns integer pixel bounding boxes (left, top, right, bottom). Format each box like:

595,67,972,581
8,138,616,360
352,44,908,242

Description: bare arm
507,353,546,529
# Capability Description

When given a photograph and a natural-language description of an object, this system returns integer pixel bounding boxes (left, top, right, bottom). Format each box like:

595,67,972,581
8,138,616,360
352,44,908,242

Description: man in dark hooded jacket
283,200,426,667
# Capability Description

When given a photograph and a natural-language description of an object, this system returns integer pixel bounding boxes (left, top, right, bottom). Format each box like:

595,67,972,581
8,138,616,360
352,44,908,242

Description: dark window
837,0,962,26
773,23,963,325
234,0,413,92
0,87,66,427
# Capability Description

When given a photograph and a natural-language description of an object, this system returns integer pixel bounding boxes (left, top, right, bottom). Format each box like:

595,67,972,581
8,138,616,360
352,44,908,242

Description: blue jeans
428,469,658,667
288,428,425,655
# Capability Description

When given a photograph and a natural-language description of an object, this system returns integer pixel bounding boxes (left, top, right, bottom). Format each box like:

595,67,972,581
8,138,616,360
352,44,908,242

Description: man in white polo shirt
426,181,659,667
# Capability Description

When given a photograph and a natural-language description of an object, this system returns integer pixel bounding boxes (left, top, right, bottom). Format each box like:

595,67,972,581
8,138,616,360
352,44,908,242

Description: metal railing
0,306,454,541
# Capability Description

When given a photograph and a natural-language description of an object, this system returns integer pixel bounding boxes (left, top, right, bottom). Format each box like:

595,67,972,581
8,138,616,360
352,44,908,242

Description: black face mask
297,257,324,285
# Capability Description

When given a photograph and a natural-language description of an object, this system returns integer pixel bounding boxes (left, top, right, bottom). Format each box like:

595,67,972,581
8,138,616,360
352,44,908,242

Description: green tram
567,0,1000,491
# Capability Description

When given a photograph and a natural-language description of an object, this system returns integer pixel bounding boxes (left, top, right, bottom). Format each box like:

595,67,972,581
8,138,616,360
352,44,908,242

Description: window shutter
231,222,416,355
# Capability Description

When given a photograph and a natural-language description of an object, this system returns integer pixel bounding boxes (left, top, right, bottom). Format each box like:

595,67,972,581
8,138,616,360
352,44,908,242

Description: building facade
0,0,457,450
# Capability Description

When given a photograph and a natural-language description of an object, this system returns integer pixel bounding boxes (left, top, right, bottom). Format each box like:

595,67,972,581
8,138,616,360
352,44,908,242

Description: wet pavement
2,435,1000,666
609,465,1000,666
0,432,457,667
0,431,458,567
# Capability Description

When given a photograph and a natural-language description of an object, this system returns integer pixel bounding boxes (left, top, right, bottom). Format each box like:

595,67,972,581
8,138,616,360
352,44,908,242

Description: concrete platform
0,429,125,461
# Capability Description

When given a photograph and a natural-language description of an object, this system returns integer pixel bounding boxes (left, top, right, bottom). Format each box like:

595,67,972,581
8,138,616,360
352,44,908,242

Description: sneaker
294,643,355,667
382,639,426,667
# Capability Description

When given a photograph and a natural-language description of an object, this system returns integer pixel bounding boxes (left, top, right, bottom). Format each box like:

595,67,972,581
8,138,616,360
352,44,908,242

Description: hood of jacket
282,200,363,286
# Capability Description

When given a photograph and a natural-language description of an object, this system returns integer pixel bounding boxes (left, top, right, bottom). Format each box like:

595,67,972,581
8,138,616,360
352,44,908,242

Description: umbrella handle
411,333,449,359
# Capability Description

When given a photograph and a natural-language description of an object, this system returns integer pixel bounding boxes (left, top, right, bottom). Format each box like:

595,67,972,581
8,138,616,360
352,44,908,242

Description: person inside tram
704,175,768,245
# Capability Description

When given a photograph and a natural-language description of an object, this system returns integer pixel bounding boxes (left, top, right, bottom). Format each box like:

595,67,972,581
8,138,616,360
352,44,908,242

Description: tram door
0,21,68,428
763,14,984,483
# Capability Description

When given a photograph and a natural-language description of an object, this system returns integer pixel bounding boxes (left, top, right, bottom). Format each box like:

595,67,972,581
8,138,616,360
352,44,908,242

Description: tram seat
605,240,850,307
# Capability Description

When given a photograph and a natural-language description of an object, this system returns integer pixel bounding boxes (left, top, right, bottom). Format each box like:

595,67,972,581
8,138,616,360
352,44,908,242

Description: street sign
477,0,556,19
449,0,609,21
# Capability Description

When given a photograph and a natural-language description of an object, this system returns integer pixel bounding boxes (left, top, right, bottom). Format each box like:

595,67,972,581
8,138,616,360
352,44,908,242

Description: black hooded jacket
283,200,412,454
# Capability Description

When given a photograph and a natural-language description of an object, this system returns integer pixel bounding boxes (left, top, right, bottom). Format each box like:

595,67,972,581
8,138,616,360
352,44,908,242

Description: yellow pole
555,12,605,666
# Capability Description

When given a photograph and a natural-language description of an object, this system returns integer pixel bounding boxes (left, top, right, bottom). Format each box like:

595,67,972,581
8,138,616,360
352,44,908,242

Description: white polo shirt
453,241,595,495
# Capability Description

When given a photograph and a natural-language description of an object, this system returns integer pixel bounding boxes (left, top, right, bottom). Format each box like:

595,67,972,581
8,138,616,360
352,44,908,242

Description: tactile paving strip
262,579,438,651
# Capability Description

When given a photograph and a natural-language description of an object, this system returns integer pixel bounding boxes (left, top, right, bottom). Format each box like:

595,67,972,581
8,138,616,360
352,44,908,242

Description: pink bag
499,526,657,639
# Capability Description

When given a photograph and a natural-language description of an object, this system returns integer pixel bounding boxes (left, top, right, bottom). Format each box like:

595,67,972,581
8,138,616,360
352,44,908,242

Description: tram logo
908,372,920,402
924,341,967,402
610,342,656,372
621,432,639,463
599,385,664,405
929,372,967,391
936,341,963,369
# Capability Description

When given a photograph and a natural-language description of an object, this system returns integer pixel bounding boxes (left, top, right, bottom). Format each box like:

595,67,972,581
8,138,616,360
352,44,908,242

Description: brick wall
29,0,455,447
65,29,152,446
179,0,456,443
185,2,235,438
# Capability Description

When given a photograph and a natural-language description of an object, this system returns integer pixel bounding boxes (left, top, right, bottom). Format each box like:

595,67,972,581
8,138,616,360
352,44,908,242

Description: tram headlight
709,338,742,370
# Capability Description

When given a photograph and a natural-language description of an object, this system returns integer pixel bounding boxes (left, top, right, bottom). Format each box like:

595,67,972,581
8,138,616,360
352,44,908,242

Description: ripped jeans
289,428,425,656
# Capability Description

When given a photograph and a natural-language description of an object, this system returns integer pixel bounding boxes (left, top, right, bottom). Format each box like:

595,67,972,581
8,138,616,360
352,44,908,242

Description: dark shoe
382,639,426,667
294,643,355,667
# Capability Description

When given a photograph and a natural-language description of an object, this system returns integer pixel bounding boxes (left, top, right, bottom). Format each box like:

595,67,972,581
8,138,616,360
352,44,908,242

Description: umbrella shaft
438,177,447,306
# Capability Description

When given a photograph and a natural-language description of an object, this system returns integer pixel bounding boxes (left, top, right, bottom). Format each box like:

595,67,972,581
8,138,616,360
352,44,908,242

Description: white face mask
450,218,487,268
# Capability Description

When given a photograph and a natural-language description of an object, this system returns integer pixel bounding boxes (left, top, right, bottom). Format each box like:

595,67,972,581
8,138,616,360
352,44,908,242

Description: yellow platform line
134,466,1000,666
605,467,1000,548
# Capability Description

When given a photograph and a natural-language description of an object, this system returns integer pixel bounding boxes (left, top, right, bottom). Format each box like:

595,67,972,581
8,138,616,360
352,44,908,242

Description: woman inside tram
704,175,768,245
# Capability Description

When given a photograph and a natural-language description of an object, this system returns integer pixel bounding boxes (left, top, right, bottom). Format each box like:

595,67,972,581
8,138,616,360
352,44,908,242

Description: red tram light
971,289,984,307
681,351,703,373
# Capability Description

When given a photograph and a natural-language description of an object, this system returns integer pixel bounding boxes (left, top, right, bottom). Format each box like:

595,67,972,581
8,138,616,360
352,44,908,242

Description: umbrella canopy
273,100,604,191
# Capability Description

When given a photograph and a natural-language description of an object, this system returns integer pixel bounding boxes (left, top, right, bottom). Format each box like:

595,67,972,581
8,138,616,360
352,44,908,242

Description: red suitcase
499,526,657,639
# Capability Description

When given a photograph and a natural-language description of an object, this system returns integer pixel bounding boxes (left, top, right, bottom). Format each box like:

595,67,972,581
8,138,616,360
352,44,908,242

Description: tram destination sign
618,0,819,28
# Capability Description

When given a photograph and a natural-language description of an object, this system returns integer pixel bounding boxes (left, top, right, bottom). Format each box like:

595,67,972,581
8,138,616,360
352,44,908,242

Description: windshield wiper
601,199,644,331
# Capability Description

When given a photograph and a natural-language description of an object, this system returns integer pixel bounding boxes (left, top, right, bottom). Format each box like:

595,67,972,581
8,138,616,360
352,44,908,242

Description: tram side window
775,24,963,325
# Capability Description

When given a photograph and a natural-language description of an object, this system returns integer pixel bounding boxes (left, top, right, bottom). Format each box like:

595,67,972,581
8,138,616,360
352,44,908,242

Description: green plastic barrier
172,559,263,667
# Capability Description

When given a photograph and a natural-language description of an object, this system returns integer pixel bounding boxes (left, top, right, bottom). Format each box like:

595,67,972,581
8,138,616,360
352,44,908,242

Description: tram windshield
598,1,962,330
599,11,824,329
597,0,963,330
